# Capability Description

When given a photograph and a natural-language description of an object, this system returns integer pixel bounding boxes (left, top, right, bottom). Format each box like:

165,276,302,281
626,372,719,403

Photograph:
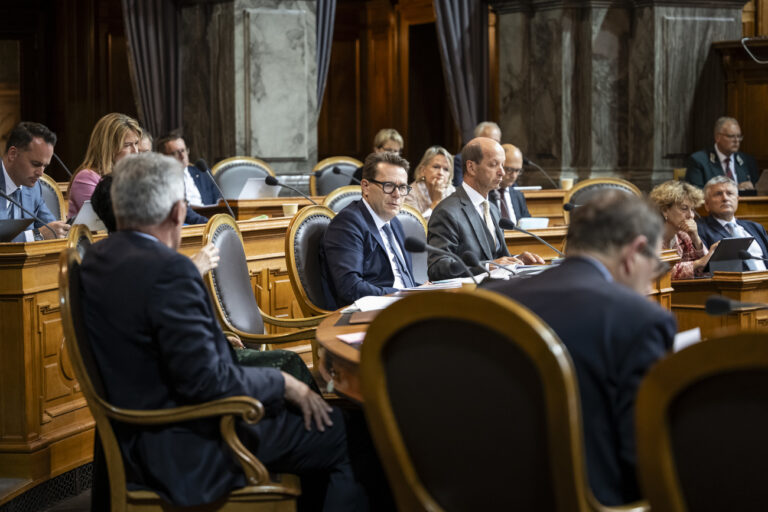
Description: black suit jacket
484,257,676,506
490,186,530,220
187,164,222,205
696,215,768,266
427,185,509,281
81,232,286,506
684,148,759,188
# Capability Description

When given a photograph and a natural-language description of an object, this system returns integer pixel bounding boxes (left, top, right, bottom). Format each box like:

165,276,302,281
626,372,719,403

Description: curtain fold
316,0,337,114
121,0,182,136
434,0,489,145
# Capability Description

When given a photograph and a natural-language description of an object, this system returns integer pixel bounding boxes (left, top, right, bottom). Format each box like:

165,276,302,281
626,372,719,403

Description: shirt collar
128,230,160,243
361,197,389,230
462,181,487,207
714,215,737,227
569,255,614,282
714,144,732,165
1,160,20,197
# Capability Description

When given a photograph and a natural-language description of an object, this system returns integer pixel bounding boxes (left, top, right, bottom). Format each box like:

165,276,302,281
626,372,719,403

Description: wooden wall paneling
364,0,399,154
757,0,768,36
744,0,756,36
96,0,137,118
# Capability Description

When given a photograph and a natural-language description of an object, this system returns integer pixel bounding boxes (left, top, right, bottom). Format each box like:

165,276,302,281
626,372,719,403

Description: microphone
331,166,361,185
461,251,492,279
522,157,558,189
499,218,564,257
738,250,768,263
0,190,57,238
404,236,478,285
264,175,318,205
705,294,768,316
52,153,72,177
194,159,236,219
563,202,581,212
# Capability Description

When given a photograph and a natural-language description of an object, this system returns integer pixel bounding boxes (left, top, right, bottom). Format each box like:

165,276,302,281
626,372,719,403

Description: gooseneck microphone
195,159,236,219
499,218,564,257
705,294,768,316
264,175,318,205
738,249,768,263
461,251,492,279
404,236,478,285
522,157,558,189
52,153,72,177
0,190,57,237
563,202,581,212
330,166,361,185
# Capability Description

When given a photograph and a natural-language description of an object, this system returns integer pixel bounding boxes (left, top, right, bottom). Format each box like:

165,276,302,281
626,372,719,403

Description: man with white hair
685,116,758,190
79,153,363,510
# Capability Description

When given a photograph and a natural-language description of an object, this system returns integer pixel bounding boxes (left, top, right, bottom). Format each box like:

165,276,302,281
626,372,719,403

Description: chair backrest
40,173,66,221
66,224,94,261
395,204,428,284
310,156,363,196
361,289,594,511
285,205,335,316
203,214,265,336
322,185,362,213
58,248,132,507
212,157,275,199
635,332,768,512
563,177,641,223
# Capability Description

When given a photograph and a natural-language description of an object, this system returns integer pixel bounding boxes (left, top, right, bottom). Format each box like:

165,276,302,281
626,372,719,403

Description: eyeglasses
367,178,412,196
719,133,744,142
169,147,189,157
504,167,523,174
378,146,401,154
639,245,670,280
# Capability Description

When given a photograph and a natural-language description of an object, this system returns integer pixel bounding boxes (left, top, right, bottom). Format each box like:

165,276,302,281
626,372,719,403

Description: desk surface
316,311,368,402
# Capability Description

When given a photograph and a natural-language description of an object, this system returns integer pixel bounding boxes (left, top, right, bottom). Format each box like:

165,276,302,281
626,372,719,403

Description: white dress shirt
361,198,406,289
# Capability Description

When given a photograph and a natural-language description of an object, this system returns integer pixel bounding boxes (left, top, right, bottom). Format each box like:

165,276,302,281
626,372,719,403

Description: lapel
706,215,730,239
457,186,494,260
0,168,7,211
708,151,724,177
356,200,387,254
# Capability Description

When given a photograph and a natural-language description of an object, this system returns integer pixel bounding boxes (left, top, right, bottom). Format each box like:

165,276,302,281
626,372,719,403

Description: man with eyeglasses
156,130,222,207
684,116,758,190
485,190,675,507
427,137,543,281
321,151,419,309
489,144,530,223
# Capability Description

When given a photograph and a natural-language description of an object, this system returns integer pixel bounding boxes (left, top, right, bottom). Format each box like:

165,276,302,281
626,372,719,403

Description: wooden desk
672,271,768,339
316,311,366,403
522,189,566,226
504,226,566,262
193,197,321,221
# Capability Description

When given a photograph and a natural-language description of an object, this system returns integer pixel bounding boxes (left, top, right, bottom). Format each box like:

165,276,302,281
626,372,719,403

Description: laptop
238,178,281,199
0,218,34,242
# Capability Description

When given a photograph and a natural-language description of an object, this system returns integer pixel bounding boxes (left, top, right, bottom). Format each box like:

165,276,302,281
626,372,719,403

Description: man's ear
5,146,17,163
619,235,647,275
704,197,712,213
169,200,185,226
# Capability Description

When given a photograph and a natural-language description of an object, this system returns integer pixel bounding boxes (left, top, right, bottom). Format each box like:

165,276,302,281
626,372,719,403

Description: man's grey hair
703,175,737,197
714,116,739,136
111,152,185,228
473,121,500,137
566,190,663,255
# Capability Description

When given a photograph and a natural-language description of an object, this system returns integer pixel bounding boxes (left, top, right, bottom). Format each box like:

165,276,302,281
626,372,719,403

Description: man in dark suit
0,122,70,241
490,143,530,222
485,190,676,506
697,175,768,270
156,131,222,206
428,137,543,281
321,151,417,309
685,116,759,190
80,152,363,510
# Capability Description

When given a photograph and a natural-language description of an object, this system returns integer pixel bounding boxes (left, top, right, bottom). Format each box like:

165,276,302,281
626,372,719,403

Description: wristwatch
33,228,44,241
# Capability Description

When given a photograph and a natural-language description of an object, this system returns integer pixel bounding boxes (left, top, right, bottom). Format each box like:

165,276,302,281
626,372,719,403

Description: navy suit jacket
696,215,768,266
80,232,286,506
320,199,414,309
684,149,759,188
484,257,676,506
187,165,222,206
427,185,510,281
491,186,530,220
0,167,57,242
452,154,463,187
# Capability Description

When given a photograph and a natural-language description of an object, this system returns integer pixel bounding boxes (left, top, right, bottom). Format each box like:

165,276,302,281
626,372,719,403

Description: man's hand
739,180,755,191
191,243,220,276
42,221,70,239
516,251,545,265
282,372,333,431
226,334,245,350
492,256,523,268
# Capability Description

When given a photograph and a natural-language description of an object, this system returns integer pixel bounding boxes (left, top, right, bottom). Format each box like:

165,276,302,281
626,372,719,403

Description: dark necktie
725,158,736,182
9,189,21,219
382,224,415,288
498,188,511,220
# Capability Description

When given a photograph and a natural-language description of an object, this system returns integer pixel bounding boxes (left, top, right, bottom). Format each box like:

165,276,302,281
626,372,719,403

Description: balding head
500,144,523,188
461,137,506,197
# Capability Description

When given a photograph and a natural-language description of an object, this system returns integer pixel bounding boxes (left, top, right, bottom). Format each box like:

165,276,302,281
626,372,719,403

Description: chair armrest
590,500,649,512
261,311,330,328
239,327,317,347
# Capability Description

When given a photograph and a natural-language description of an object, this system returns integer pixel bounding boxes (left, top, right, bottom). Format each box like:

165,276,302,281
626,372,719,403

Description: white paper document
674,327,701,352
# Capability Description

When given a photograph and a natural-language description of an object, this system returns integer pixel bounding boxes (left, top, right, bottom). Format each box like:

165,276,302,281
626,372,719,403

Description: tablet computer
0,218,34,242
708,236,754,272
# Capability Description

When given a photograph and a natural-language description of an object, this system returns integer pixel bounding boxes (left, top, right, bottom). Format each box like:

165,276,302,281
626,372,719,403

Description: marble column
180,0,317,177
491,0,747,190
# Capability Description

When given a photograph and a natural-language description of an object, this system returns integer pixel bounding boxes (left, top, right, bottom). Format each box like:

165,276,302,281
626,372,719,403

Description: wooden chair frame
40,172,66,221
285,205,336,318
309,156,363,196
65,223,94,261
202,214,321,348
58,248,300,511
211,156,276,177
635,332,768,512
397,203,427,235
360,289,646,512
321,185,362,212
563,178,641,223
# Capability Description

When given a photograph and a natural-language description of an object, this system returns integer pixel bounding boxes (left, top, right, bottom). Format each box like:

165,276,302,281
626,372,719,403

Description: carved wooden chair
310,156,363,196
212,157,276,199
58,248,300,511
40,173,66,221
66,223,94,262
202,214,321,349
563,177,641,223
635,332,768,512
361,289,648,512
395,204,428,284
322,185,361,213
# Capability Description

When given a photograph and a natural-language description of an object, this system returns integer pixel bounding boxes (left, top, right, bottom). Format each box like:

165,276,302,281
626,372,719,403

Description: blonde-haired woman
404,146,455,218
649,180,718,279
68,113,142,218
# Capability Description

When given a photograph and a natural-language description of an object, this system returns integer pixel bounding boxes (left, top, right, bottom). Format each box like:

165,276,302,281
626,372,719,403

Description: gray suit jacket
427,185,509,281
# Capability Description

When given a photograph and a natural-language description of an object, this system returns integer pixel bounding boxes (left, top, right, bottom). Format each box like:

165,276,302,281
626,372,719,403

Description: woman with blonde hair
404,145,455,218
68,113,141,218
649,180,718,279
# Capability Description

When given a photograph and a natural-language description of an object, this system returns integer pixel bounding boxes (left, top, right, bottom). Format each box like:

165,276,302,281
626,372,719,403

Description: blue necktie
382,224,415,288
9,189,21,220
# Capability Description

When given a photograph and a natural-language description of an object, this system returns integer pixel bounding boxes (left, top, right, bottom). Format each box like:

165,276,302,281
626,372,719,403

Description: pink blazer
68,169,101,219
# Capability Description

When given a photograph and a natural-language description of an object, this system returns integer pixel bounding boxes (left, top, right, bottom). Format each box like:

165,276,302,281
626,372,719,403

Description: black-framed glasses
719,133,744,142
367,178,412,196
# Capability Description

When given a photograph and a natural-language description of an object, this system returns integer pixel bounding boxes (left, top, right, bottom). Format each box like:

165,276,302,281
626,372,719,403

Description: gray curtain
121,0,182,136
434,0,489,145
316,0,337,111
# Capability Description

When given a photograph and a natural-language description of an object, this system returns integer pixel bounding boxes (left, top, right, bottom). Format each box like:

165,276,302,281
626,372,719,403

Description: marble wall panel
498,13,530,152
